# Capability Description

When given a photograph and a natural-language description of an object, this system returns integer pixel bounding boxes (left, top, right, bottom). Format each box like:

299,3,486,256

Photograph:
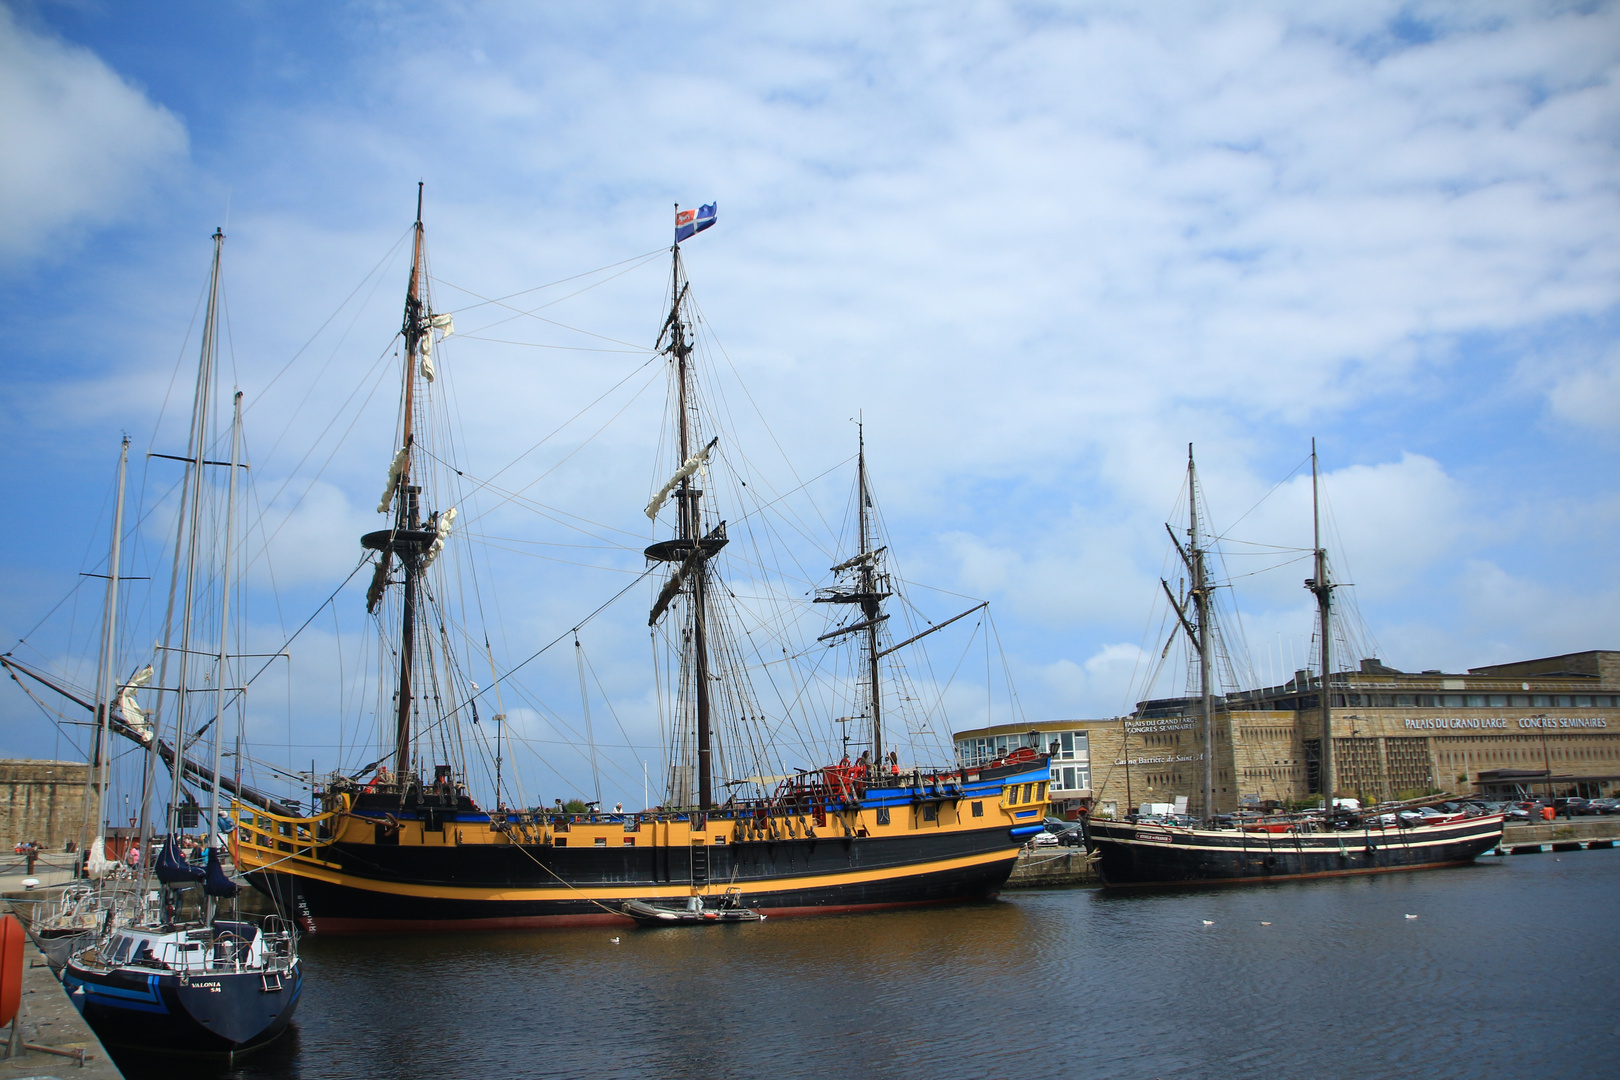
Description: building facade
953,650,1620,816
0,759,89,851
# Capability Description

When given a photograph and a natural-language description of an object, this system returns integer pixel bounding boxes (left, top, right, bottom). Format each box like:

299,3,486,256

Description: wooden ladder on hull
690,841,709,889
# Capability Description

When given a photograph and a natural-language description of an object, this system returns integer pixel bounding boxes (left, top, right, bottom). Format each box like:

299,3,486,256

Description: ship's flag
675,203,717,243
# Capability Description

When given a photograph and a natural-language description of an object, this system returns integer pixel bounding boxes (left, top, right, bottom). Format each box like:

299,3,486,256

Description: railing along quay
1494,817,1620,856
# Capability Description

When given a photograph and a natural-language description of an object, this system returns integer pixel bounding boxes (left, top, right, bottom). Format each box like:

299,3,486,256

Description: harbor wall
0,760,88,852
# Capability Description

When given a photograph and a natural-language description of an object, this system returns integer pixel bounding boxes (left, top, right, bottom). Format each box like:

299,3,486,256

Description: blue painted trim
1010,825,1043,837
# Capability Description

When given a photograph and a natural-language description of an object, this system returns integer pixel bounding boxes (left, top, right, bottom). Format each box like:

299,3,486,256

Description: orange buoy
0,912,25,1027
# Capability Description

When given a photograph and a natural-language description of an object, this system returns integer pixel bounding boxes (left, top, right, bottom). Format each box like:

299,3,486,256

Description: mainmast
646,224,726,810
1307,438,1334,818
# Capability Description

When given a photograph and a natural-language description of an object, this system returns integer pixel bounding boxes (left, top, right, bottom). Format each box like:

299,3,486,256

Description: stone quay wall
0,759,88,852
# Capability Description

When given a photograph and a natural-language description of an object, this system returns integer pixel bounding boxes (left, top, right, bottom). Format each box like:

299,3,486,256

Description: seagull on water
1201,920,1214,926
610,936,621,944
1404,914,1418,920
1260,921,1272,926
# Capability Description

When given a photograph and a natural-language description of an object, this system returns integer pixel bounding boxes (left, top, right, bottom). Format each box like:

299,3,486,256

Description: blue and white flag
675,203,717,243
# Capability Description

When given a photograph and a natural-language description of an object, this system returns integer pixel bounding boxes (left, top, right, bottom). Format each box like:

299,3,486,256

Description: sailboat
1085,443,1504,887
57,229,304,1055
232,195,1052,931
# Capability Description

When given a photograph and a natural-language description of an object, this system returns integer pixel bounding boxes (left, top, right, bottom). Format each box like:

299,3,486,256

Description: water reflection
109,850,1620,1080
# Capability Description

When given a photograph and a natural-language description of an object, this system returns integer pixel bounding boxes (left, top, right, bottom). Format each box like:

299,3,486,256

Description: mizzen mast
815,423,893,772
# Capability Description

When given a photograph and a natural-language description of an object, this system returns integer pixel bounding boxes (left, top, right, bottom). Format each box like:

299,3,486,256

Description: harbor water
115,848,1619,1080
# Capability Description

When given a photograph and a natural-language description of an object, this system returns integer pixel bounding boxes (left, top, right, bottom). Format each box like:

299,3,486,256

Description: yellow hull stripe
241,844,1019,903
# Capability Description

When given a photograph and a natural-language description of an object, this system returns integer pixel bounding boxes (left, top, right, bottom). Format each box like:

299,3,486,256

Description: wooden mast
656,221,714,810
1187,446,1214,821
393,183,426,781
1308,438,1334,817
858,424,882,770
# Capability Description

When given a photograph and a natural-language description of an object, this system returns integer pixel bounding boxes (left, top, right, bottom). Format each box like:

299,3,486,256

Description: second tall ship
1085,445,1504,887
234,197,1048,931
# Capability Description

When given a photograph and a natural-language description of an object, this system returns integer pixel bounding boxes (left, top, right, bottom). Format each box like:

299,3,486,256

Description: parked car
1553,797,1589,816
1584,797,1620,815
1055,823,1087,847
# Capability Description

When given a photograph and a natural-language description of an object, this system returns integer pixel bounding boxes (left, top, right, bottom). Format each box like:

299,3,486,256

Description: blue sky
3,1,1618,809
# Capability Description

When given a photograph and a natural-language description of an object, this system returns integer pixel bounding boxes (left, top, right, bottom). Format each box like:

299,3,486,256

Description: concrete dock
1495,817,1620,855
1004,848,1099,888
0,933,121,1078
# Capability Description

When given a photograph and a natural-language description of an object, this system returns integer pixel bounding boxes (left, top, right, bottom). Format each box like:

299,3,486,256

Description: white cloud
0,7,187,265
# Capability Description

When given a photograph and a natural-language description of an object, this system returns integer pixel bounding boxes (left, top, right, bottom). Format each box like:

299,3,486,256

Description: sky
2,1,1618,810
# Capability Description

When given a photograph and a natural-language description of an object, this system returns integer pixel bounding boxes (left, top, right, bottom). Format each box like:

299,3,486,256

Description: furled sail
155,836,207,886
116,664,154,744
83,836,117,880
203,846,240,898
376,446,409,513
644,436,717,520
421,506,456,569
419,312,453,382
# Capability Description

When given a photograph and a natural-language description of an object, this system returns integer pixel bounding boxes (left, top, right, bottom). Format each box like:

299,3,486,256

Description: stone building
953,649,1620,817
0,759,89,851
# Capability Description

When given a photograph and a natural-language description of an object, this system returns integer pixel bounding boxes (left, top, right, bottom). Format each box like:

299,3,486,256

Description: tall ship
234,196,1049,931
1085,444,1504,887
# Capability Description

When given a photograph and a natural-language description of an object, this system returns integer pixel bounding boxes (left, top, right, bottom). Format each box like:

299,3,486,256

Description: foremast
363,184,457,787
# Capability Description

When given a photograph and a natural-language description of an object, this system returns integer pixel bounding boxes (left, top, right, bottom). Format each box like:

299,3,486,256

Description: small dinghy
621,889,766,927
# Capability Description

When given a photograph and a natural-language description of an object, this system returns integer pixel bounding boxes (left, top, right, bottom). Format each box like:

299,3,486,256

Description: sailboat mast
208,392,242,855
668,235,713,810
393,185,426,781
167,228,225,830
1189,445,1214,821
1309,438,1334,816
85,437,130,845
859,425,882,769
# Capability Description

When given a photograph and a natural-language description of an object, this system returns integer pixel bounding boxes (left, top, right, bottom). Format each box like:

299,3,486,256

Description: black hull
250,826,1021,933
1087,814,1505,888
63,960,303,1055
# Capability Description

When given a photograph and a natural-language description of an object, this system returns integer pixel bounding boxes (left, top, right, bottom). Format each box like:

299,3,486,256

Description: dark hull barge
1086,813,1505,888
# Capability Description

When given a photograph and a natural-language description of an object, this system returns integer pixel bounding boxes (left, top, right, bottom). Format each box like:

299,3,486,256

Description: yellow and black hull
236,761,1052,933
